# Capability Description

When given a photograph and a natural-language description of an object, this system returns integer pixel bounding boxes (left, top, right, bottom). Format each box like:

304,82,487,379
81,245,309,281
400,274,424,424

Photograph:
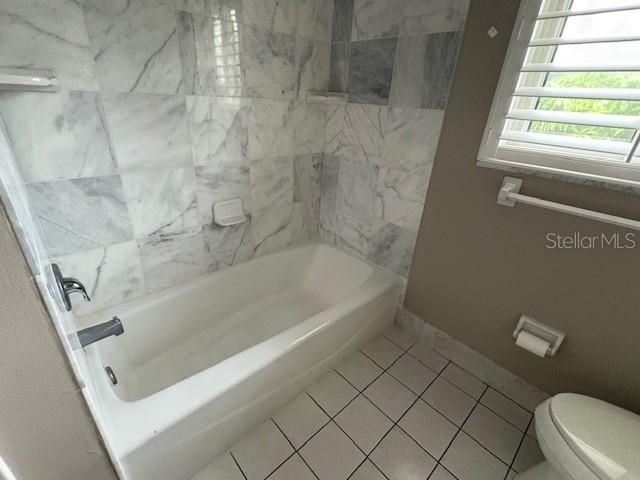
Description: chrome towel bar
497,176,640,231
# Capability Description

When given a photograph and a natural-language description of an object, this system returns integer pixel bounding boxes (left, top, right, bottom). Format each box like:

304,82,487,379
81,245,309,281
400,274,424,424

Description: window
479,0,640,189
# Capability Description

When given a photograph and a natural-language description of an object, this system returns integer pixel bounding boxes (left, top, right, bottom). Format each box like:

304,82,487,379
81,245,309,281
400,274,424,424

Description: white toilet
518,393,640,480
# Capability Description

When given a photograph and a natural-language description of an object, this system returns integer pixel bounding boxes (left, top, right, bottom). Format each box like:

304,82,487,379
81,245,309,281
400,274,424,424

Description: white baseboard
396,308,549,412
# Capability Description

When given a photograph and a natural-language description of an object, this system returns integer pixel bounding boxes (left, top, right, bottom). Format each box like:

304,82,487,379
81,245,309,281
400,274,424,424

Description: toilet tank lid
550,394,640,480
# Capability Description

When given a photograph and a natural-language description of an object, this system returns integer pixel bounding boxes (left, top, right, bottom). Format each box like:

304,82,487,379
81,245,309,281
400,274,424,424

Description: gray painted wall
406,0,640,412
0,202,116,480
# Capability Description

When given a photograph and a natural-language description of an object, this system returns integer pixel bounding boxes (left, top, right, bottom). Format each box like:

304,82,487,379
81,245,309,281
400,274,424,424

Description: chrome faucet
75,316,124,348
51,263,90,312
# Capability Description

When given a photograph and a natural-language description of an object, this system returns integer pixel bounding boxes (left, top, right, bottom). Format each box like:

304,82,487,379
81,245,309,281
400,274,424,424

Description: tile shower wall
0,0,332,314
321,0,468,277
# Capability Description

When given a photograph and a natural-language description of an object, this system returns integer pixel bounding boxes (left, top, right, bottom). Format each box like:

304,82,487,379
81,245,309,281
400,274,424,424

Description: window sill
477,157,640,196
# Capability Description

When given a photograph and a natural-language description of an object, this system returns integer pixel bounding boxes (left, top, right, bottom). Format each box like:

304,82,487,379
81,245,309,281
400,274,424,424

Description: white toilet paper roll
516,331,550,358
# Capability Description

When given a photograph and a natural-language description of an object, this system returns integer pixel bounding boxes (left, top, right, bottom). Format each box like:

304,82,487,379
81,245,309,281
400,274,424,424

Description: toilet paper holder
513,315,565,356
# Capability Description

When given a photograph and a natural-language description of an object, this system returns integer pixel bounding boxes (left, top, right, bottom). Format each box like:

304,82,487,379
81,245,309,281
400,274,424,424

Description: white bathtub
80,243,402,480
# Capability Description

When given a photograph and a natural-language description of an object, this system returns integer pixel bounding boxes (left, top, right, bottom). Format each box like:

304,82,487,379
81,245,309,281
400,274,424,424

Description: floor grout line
228,334,539,480
229,450,248,480
503,415,536,478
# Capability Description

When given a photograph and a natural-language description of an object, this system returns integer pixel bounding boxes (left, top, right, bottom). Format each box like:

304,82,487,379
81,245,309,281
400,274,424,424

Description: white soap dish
213,199,247,227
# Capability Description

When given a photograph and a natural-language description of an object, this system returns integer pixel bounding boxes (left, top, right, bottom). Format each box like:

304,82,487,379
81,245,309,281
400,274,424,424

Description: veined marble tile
0,0,98,90
348,37,397,105
195,163,251,224
367,223,417,277
296,0,334,43
377,167,428,232
293,102,327,156
331,0,354,43
102,92,191,172
324,104,385,164
172,0,242,21
378,107,443,229
241,0,295,35
351,0,468,41
319,154,340,238
186,95,212,165
250,200,313,254
290,200,317,242
252,202,294,256
210,98,250,164
121,166,199,238
250,156,294,211
422,31,462,109
177,12,244,97
389,36,427,109
53,241,145,315
0,91,116,182
27,176,133,257
329,43,350,93
383,107,444,170
188,96,250,166
294,154,322,230
242,25,297,100
391,32,462,109
351,0,400,41
295,36,331,100
248,99,294,159
335,158,380,240
203,220,253,270
138,228,212,292
83,0,183,94
398,0,469,36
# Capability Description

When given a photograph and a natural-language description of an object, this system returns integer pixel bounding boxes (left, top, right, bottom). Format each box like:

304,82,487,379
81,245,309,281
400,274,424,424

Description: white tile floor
192,327,545,480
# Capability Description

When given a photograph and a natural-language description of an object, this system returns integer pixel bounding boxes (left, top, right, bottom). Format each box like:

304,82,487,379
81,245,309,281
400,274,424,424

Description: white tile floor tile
383,326,417,350
429,465,457,480
422,376,477,427
408,344,449,373
231,420,294,480
335,351,383,391
335,395,393,454
441,364,486,399
370,426,437,480
191,451,244,480
512,435,544,473
364,372,417,421
349,459,386,480
388,353,438,394
361,336,404,368
441,432,509,480
272,393,329,448
463,404,524,464
399,399,458,460
267,454,315,480
307,370,358,416
481,387,532,431
506,469,517,479
299,422,364,480
200,333,547,480
527,420,537,439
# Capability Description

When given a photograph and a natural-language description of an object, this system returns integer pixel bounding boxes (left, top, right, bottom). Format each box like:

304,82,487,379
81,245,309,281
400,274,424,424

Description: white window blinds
479,0,640,189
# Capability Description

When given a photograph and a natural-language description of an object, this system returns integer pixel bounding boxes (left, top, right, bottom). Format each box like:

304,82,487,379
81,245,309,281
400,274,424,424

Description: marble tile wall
329,0,468,107
0,0,333,315
321,0,469,278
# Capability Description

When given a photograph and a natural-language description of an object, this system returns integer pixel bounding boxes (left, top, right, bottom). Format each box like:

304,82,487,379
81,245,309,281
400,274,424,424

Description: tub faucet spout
75,316,124,348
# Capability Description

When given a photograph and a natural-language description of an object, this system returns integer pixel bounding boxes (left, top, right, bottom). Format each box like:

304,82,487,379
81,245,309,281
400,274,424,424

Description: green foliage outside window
529,72,640,142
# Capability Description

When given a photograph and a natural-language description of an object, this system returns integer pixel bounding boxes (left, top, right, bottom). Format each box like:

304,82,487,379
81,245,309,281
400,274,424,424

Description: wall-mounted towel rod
497,176,640,231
